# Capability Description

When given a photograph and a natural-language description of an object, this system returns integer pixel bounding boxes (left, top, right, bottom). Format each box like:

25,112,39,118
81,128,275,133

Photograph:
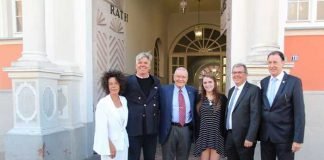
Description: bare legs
200,148,220,160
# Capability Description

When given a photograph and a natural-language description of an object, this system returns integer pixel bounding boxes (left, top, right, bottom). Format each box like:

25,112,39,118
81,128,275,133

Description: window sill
285,22,324,30
0,38,23,45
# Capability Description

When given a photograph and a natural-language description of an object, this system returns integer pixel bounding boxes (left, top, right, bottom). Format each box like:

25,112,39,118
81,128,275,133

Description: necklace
206,94,214,106
207,98,213,106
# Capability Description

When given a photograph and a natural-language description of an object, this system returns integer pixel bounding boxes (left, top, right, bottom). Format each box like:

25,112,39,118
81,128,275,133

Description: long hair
196,74,221,115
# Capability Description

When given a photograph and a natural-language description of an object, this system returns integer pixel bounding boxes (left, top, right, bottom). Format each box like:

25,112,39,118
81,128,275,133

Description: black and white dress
194,95,227,157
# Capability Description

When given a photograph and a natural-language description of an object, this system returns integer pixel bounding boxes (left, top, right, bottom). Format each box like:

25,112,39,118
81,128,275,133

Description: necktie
178,89,186,126
268,78,278,106
226,87,238,130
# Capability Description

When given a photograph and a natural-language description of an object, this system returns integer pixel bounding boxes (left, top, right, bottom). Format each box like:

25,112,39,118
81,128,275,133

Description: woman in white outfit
93,70,129,160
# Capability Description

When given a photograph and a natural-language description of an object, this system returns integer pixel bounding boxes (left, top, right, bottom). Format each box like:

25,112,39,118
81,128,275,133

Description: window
317,0,324,20
13,0,23,34
286,0,324,28
287,0,309,21
153,39,160,77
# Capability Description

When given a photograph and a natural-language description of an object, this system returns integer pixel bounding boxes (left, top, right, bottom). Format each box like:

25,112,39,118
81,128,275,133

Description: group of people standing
93,50,305,160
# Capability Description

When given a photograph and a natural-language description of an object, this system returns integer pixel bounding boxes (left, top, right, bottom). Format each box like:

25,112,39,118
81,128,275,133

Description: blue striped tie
226,87,238,130
268,78,278,106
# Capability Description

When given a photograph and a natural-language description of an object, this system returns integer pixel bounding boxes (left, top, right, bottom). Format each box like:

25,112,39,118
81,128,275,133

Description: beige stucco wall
125,1,220,84
125,0,168,82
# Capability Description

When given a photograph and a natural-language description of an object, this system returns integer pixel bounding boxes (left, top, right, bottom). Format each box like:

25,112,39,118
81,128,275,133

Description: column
248,0,286,61
245,0,293,87
14,0,50,65
0,0,9,37
3,0,65,160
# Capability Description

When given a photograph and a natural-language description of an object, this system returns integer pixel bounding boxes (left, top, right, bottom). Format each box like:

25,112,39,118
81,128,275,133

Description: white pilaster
4,69,63,135
3,1,64,159
14,0,50,65
0,0,9,37
4,0,63,133
58,72,83,129
226,0,292,88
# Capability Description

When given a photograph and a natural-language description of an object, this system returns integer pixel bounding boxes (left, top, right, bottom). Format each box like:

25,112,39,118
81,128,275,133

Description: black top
136,75,154,96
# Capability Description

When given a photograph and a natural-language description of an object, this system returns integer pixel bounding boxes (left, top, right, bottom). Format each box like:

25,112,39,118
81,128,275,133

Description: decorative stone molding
57,71,83,129
16,82,37,122
42,87,56,120
246,62,294,87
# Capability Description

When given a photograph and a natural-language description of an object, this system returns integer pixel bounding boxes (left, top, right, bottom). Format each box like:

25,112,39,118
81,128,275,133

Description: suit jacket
93,95,129,155
225,82,261,145
259,72,305,143
159,84,198,145
123,75,160,136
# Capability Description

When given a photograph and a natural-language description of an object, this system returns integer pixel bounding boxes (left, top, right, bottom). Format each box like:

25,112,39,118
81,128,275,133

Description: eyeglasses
232,71,245,74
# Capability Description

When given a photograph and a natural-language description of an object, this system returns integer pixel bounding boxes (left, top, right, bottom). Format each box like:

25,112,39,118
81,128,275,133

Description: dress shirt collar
271,71,284,82
235,81,246,91
174,85,187,92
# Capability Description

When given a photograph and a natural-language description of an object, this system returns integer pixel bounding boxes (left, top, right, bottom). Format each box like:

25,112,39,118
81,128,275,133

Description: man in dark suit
225,63,261,160
159,67,198,160
259,51,305,160
123,52,160,160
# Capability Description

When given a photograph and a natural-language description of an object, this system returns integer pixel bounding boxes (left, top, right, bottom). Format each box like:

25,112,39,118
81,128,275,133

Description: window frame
11,0,23,37
286,0,324,29
287,0,310,22
316,0,324,21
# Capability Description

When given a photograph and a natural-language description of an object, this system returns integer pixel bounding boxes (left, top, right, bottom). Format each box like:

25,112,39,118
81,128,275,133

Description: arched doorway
169,24,226,93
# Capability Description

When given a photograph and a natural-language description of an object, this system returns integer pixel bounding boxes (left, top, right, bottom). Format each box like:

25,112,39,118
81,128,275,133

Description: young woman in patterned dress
194,74,228,160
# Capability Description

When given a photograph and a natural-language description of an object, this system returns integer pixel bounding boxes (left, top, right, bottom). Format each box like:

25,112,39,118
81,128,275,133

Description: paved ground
86,144,230,160
86,144,198,160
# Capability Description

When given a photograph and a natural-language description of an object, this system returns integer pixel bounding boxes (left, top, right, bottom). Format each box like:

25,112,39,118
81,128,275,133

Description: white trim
0,38,22,44
286,22,324,29
285,29,324,35
304,91,324,94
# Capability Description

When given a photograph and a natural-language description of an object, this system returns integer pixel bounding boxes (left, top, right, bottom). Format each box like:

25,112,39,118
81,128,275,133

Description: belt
171,122,191,127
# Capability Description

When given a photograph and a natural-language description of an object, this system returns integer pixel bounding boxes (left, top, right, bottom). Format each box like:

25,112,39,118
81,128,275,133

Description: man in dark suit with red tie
259,51,305,160
159,67,198,160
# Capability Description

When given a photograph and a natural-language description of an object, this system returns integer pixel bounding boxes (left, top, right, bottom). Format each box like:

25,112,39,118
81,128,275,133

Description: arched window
153,39,161,77
169,25,227,92
173,26,226,53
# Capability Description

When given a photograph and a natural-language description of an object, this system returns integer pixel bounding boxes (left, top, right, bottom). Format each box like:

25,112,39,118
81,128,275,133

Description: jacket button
153,104,156,106
144,104,147,107
142,114,146,117
138,97,141,100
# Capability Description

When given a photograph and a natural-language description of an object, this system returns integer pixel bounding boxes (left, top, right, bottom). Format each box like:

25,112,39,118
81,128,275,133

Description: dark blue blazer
259,72,305,143
123,75,160,136
159,84,198,144
225,82,261,145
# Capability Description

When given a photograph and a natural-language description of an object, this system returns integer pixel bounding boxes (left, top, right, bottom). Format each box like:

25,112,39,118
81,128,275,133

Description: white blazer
93,95,129,156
